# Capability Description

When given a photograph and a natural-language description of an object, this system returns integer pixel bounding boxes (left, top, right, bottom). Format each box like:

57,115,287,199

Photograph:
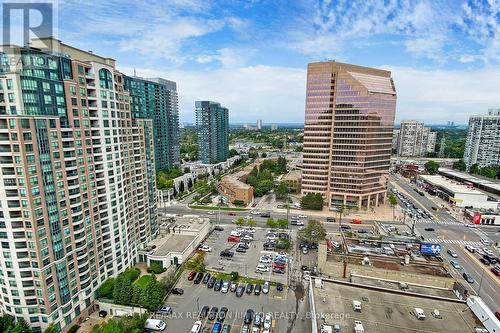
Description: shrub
230,271,239,281
122,268,141,282
233,200,245,206
147,263,166,274
97,278,115,299
68,325,80,333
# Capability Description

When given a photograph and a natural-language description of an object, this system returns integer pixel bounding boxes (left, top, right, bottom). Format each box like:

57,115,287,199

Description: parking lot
157,270,310,333
201,226,291,284
315,282,480,333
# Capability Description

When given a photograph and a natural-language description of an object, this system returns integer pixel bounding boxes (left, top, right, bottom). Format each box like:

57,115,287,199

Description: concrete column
375,193,379,206
343,195,347,206
367,194,371,210
358,196,362,210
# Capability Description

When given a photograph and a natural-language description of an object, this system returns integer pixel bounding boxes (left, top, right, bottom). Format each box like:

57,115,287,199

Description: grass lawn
134,275,153,289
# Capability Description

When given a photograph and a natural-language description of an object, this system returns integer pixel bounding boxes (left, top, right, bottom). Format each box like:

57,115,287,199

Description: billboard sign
420,243,442,255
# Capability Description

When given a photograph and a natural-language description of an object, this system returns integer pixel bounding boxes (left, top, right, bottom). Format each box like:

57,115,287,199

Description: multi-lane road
390,174,500,311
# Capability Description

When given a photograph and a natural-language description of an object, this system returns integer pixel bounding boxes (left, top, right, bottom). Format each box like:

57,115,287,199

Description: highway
390,175,500,311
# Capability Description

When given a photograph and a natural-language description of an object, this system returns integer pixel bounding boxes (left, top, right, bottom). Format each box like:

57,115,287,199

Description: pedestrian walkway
424,238,482,246
418,218,463,226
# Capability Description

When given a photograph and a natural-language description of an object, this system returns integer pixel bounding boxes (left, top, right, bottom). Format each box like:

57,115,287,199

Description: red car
187,271,196,281
273,262,286,269
351,219,362,224
496,311,500,321
491,267,500,276
228,236,240,242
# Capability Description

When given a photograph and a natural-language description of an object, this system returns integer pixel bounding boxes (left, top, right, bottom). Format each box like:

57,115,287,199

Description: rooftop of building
220,175,251,189
148,234,196,257
419,174,488,196
439,168,500,197
283,170,302,181
314,282,480,333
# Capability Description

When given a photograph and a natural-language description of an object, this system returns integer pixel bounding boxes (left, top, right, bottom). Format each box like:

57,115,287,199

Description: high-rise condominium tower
302,61,397,209
396,120,436,157
124,76,180,171
195,101,229,164
464,109,500,170
0,38,157,331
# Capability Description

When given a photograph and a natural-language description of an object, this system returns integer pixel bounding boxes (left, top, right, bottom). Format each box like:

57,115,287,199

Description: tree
275,238,290,250
470,163,480,174
301,193,324,210
97,278,115,299
277,218,289,229
246,219,257,227
229,149,239,157
275,182,289,199
11,319,32,333
261,152,267,158
43,323,57,333
266,217,277,228
424,161,440,175
185,252,206,272
235,217,245,226
254,180,273,197
298,220,326,244
139,277,165,311
453,159,466,171
388,193,397,222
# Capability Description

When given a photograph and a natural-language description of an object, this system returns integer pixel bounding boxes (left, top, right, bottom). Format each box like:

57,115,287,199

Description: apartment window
6,79,13,90
8,93,14,103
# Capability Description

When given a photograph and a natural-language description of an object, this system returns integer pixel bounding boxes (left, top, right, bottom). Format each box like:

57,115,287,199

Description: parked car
465,245,475,253
188,271,196,281
228,236,241,242
246,284,254,294
171,288,184,295
254,284,261,295
236,247,247,253
210,321,222,333
262,282,269,294
207,277,216,289
256,264,270,273
208,307,219,320
491,267,500,276
276,283,284,292
221,324,231,333
199,245,212,252
158,305,172,315
194,272,204,284
199,306,210,319
236,285,245,297
244,309,254,325
424,228,435,231
273,267,285,274
220,250,234,257
259,256,272,264
239,243,250,250
190,321,202,333
230,282,238,292
214,226,224,231
254,312,263,327
203,273,211,284
221,281,230,293
480,258,491,265
218,307,228,321
214,279,223,291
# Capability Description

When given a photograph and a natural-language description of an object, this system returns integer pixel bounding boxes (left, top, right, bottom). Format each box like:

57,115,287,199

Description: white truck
354,320,364,333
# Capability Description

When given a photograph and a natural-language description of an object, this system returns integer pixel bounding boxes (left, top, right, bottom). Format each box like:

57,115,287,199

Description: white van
353,300,362,312
414,308,426,320
354,320,364,333
145,319,167,331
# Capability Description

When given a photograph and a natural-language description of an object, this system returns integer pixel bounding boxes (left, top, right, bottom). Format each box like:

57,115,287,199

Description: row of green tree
97,268,166,311
453,161,500,179
91,314,148,333
156,167,186,190
300,193,324,210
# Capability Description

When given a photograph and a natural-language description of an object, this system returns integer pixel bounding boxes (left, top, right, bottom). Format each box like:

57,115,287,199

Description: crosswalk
417,218,463,226
423,238,482,246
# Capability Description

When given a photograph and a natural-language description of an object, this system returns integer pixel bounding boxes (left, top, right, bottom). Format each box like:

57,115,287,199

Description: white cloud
386,65,500,123
195,48,254,68
120,65,306,123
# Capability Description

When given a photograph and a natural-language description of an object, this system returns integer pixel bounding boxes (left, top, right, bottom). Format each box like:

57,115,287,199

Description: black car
463,272,475,283
480,258,491,265
220,250,234,257
236,247,247,253
98,310,107,318
207,276,216,289
236,285,245,297
424,228,435,231
171,288,184,295
263,244,275,250
218,307,228,321
208,307,219,320
199,305,210,319
244,309,254,325
245,284,254,294
340,225,351,230
214,279,223,291
203,273,211,284
254,285,261,295
279,233,290,239
276,283,284,292
194,272,204,284
238,243,250,249
214,226,224,231
301,265,308,271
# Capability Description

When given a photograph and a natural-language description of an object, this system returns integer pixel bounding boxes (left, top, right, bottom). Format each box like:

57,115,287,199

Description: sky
55,0,500,124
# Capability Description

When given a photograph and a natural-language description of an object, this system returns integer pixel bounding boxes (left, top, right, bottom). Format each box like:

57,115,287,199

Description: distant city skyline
51,1,500,124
